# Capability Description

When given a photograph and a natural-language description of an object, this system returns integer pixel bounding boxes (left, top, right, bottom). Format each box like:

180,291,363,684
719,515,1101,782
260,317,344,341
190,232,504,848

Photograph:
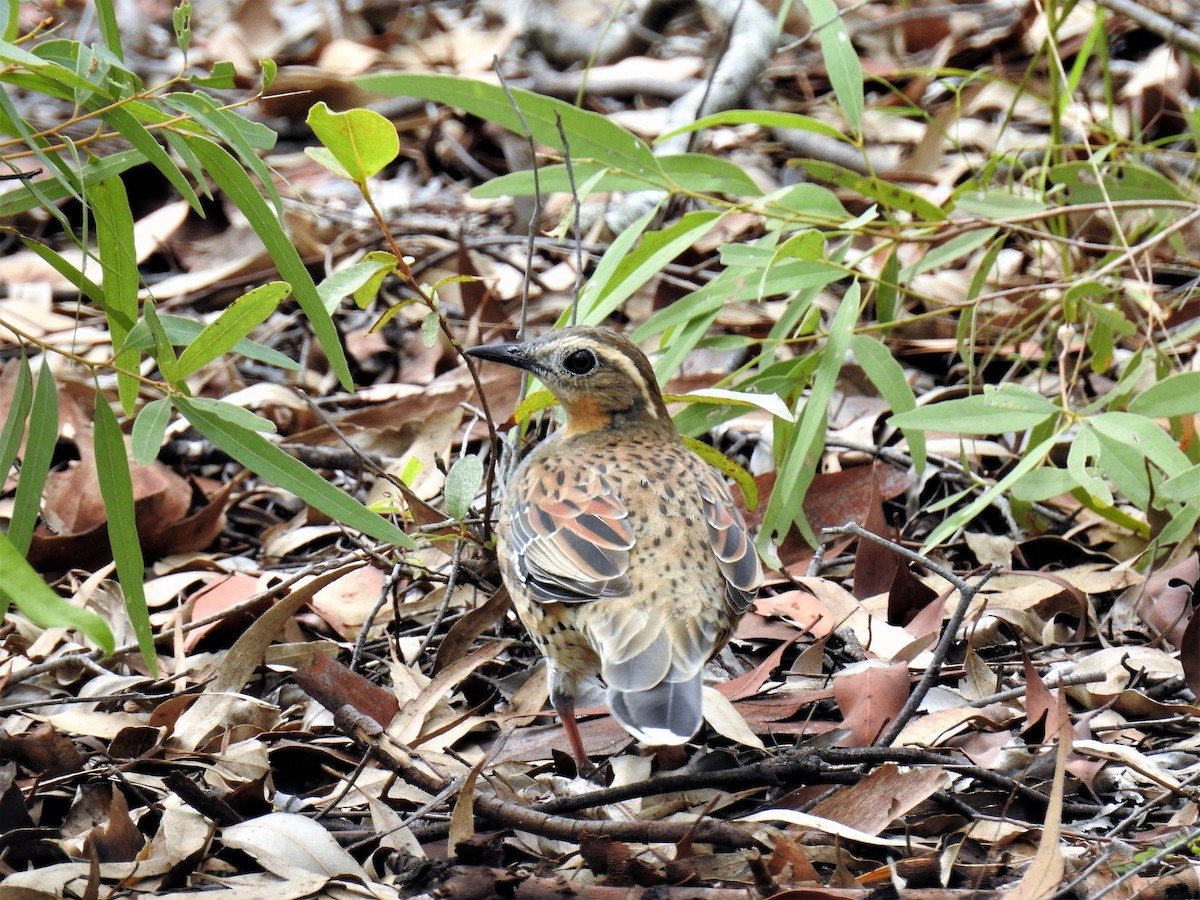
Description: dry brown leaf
809,762,948,835
307,565,388,641
1139,554,1199,648
832,661,910,747
1008,696,1069,900
172,564,362,750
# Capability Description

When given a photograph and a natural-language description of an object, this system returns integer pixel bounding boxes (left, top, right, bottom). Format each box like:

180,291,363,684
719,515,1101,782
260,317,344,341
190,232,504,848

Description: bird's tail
608,676,703,746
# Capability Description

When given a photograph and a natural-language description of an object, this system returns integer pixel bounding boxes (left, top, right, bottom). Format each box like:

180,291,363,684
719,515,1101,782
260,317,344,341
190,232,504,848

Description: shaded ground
4,0,1200,896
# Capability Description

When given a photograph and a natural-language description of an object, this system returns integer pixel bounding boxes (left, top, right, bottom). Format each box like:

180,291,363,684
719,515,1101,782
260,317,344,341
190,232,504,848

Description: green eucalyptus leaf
358,72,662,182
0,354,32,484
802,0,863,132
93,393,157,675
132,398,172,466
890,385,1060,435
176,282,289,377
91,174,140,412
306,101,399,183
174,395,415,548
1129,372,1200,419
8,357,58,555
0,533,114,654
444,455,484,520
184,135,353,390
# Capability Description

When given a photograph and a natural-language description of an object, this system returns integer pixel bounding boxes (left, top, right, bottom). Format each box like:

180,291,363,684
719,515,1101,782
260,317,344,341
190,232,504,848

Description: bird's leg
555,698,592,771
549,679,594,773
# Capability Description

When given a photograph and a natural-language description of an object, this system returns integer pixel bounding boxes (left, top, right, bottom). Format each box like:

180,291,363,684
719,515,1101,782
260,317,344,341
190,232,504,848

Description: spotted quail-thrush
467,327,761,764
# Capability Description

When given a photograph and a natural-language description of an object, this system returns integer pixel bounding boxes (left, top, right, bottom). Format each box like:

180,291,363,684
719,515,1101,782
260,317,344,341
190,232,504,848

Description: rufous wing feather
505,467,635,604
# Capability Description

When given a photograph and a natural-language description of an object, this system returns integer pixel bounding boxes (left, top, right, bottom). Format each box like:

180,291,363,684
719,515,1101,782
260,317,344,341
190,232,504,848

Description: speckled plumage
467,327,760,763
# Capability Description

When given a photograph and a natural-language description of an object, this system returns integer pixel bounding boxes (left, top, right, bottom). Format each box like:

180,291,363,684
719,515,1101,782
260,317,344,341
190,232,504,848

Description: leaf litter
4,0,1200,897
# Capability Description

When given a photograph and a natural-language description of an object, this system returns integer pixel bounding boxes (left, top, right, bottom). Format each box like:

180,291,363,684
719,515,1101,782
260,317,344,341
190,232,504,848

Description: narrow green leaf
660,154,763,195
1052,161,1185,204
93,393,157,675
184,397,276,433
122,313,299,371
0,532,114,654
0,0,17,41
174,395,415,548
921,435,1060,551
1157,502,1200,545
192,60,237,89
851,334,926,471
889,385,1060,435
875,245,900,325
473,153,762,199
357,73,662,182
164,91,279,209
0,38,98,93
797,159,946,221
421,310,440,348
19,238,107,309
318,258,396,312
513,389,557,423
173,0,192,57
444,455,484,520
1159,464,1200,504
163,131,211,198
1066,427,1113,506
306,101,399,183
93,0,124,61
1129,372,1200,419
638,258,842,338
953,188,1047,218
103,105,202,213
132,398,172,466
900,227,999,281
184,136,353,390
0,354,33,483
575,210,722,324
653,306,721,381
802,0,864,132
760,283,860,560
8,357,58,555
176,282,289,377
659,109,851,145
0,86,83,222
91,174,141,412
762,182,850,224
143,300,181,384
1088,425,1151,508
0,148,142,219
1010,466,1077,502
1089,411,1190,478
571,205,658,324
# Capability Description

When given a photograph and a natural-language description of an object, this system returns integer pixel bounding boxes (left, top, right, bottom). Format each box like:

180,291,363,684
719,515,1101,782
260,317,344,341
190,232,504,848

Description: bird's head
466,327,673,437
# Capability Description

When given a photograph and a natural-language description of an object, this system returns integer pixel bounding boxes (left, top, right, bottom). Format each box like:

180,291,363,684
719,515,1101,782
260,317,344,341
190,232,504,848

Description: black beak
465,341,540,375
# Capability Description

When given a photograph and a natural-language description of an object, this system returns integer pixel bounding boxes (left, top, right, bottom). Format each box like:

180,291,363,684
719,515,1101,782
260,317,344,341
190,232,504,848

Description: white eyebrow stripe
601,346,658,418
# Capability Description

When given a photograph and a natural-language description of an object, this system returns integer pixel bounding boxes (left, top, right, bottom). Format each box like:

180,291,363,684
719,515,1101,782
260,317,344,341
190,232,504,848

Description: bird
466,327,761,765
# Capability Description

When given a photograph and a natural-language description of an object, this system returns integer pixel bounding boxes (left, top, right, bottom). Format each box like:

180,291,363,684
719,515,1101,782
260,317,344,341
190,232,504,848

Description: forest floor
4,0,1200,897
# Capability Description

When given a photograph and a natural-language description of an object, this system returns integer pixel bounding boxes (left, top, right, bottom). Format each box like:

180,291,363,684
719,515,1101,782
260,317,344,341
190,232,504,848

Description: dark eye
562,348,598,375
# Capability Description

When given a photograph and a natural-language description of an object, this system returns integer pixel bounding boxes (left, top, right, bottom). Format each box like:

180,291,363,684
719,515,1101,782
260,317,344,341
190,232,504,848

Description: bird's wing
505,467,635,604
696,467,762,613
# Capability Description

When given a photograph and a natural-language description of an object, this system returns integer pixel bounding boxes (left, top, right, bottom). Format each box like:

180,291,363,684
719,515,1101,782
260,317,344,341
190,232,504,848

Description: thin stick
821,522,997,747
